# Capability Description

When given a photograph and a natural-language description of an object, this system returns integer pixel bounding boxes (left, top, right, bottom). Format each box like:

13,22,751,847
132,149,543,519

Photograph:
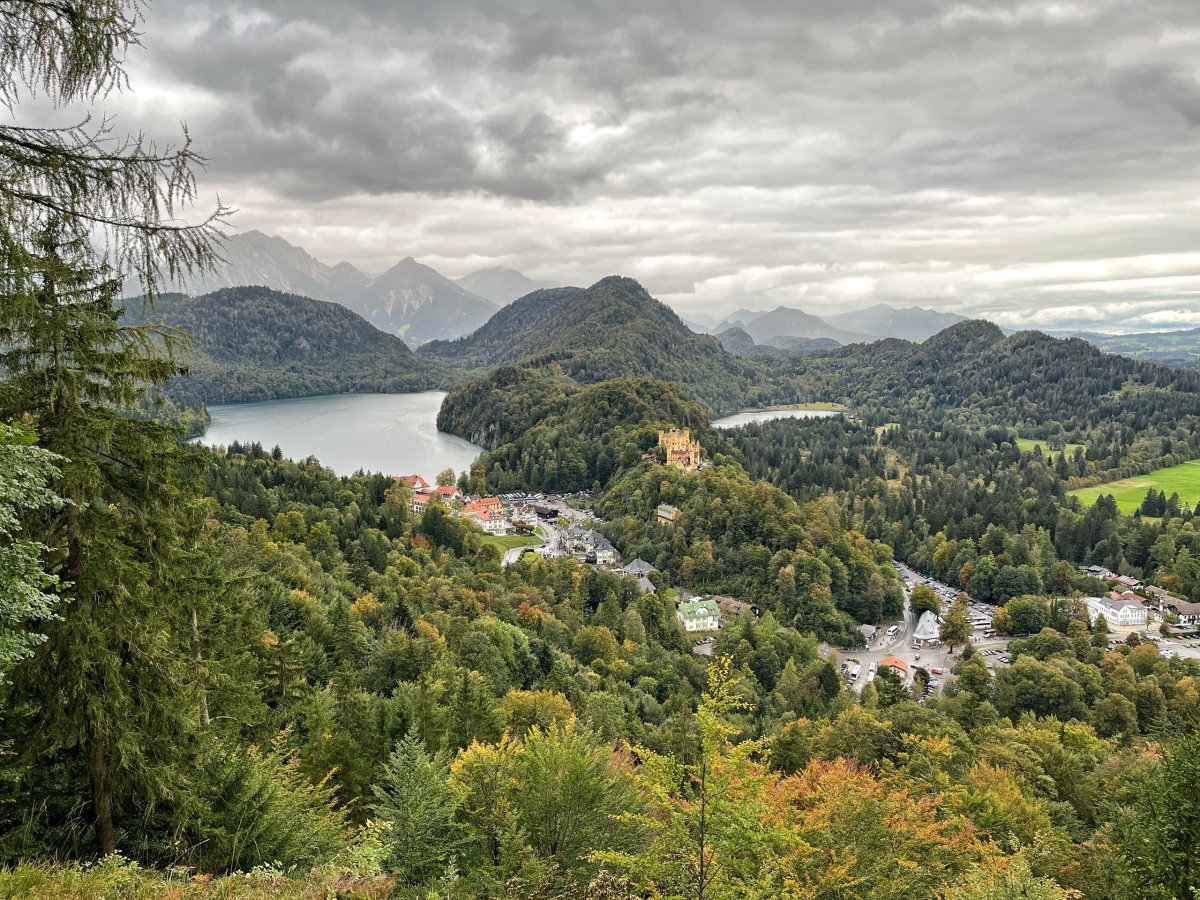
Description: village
401,427,1200,701
394,426,760,639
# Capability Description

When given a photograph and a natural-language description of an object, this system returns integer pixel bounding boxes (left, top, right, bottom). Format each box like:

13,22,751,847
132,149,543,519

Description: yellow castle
658,427,702,470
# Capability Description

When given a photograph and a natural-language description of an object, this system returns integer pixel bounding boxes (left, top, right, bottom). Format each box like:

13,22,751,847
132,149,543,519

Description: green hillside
122,287,458,405
766,321,1200,434
425,276,761,417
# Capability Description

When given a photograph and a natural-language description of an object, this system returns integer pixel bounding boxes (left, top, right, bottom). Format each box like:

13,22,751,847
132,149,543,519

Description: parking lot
824,562,1012,698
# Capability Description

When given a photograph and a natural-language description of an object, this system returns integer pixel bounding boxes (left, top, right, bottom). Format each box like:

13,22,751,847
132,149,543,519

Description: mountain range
132,229,1200,374
710,303,967,346
134,230,516,346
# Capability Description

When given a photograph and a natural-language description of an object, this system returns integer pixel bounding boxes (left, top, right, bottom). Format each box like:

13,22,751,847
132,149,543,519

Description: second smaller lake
711,407,842,429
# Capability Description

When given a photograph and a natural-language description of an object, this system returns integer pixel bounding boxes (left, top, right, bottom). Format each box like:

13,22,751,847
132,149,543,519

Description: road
500,517,570,567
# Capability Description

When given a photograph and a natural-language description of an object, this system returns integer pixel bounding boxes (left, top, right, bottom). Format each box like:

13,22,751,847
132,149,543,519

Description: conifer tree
0,233,209,854
0,0,224,854
372,729,465,886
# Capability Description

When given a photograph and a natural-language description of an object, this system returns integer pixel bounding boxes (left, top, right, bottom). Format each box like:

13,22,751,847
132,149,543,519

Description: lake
198,392,483,479
711,407,842,429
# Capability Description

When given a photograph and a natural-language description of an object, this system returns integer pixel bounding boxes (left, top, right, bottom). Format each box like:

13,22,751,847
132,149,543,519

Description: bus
849,663,862,681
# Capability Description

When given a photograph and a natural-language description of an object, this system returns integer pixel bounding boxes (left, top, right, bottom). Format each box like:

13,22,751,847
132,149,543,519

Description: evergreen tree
0,0,223,855
372,729,464,886
0,235,218,854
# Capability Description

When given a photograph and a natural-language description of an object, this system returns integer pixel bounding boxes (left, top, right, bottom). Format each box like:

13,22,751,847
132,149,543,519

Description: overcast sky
97,0,1200,330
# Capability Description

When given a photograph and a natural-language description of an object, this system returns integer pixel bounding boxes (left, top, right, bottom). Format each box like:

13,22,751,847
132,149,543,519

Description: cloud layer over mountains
97,0,1200,330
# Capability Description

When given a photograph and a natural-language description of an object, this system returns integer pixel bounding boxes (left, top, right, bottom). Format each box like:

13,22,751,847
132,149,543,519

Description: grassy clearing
1016,438,1086,459
1070,459,1200,513
480,533,542,551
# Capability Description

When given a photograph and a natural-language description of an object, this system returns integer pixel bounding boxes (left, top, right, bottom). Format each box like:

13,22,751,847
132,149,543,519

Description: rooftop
623,558,657,576
678,599,720,619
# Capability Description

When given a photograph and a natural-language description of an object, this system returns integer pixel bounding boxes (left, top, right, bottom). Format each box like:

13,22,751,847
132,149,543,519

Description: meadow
1069,459,1200,513
1017,438,1086,459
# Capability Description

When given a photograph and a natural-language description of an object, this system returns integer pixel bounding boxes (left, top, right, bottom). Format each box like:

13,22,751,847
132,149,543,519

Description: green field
480,533,543,551
1016,438,1085,459
1070,459,1200,513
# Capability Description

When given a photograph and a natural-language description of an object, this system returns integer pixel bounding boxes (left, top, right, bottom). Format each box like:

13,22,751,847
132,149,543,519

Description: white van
886,625,900,637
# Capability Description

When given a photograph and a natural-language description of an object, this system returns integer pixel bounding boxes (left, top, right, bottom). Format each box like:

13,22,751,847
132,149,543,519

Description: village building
1141,585,1185,612
656,503,681,525
859,624,878,643
1108,589,1144,605
1165,598,1200,627
912,610,942,646
621,558,657,577
658,427,702,470
398,474,431,491
878,656,910,676
633,575,657,594
562,525,618,565
676,598,721,632
433,485,463,504
710,595,760,620
409,491,432,514
1085,595,1148,627
459,497,510,536
510,505,541,527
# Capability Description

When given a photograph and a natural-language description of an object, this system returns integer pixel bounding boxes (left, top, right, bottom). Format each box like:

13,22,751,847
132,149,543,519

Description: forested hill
420,285,585,368
424,276,761,416
121,286,457,405
770,319,1200,434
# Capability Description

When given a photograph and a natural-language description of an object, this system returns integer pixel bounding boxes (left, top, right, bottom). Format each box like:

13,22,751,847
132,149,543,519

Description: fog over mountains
455,267,557,306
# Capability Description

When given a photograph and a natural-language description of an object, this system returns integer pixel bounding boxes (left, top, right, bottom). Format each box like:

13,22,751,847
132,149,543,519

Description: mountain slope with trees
428,276,764,418
769,320,1200,435
121,287,456,405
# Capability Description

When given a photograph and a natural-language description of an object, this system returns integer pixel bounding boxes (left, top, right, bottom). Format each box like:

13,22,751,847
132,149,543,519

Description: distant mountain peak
456,265,558,306
824,302,967,341
135,230,497,346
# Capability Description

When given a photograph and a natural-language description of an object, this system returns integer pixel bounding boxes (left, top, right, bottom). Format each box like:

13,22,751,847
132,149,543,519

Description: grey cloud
95,0,1200,329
